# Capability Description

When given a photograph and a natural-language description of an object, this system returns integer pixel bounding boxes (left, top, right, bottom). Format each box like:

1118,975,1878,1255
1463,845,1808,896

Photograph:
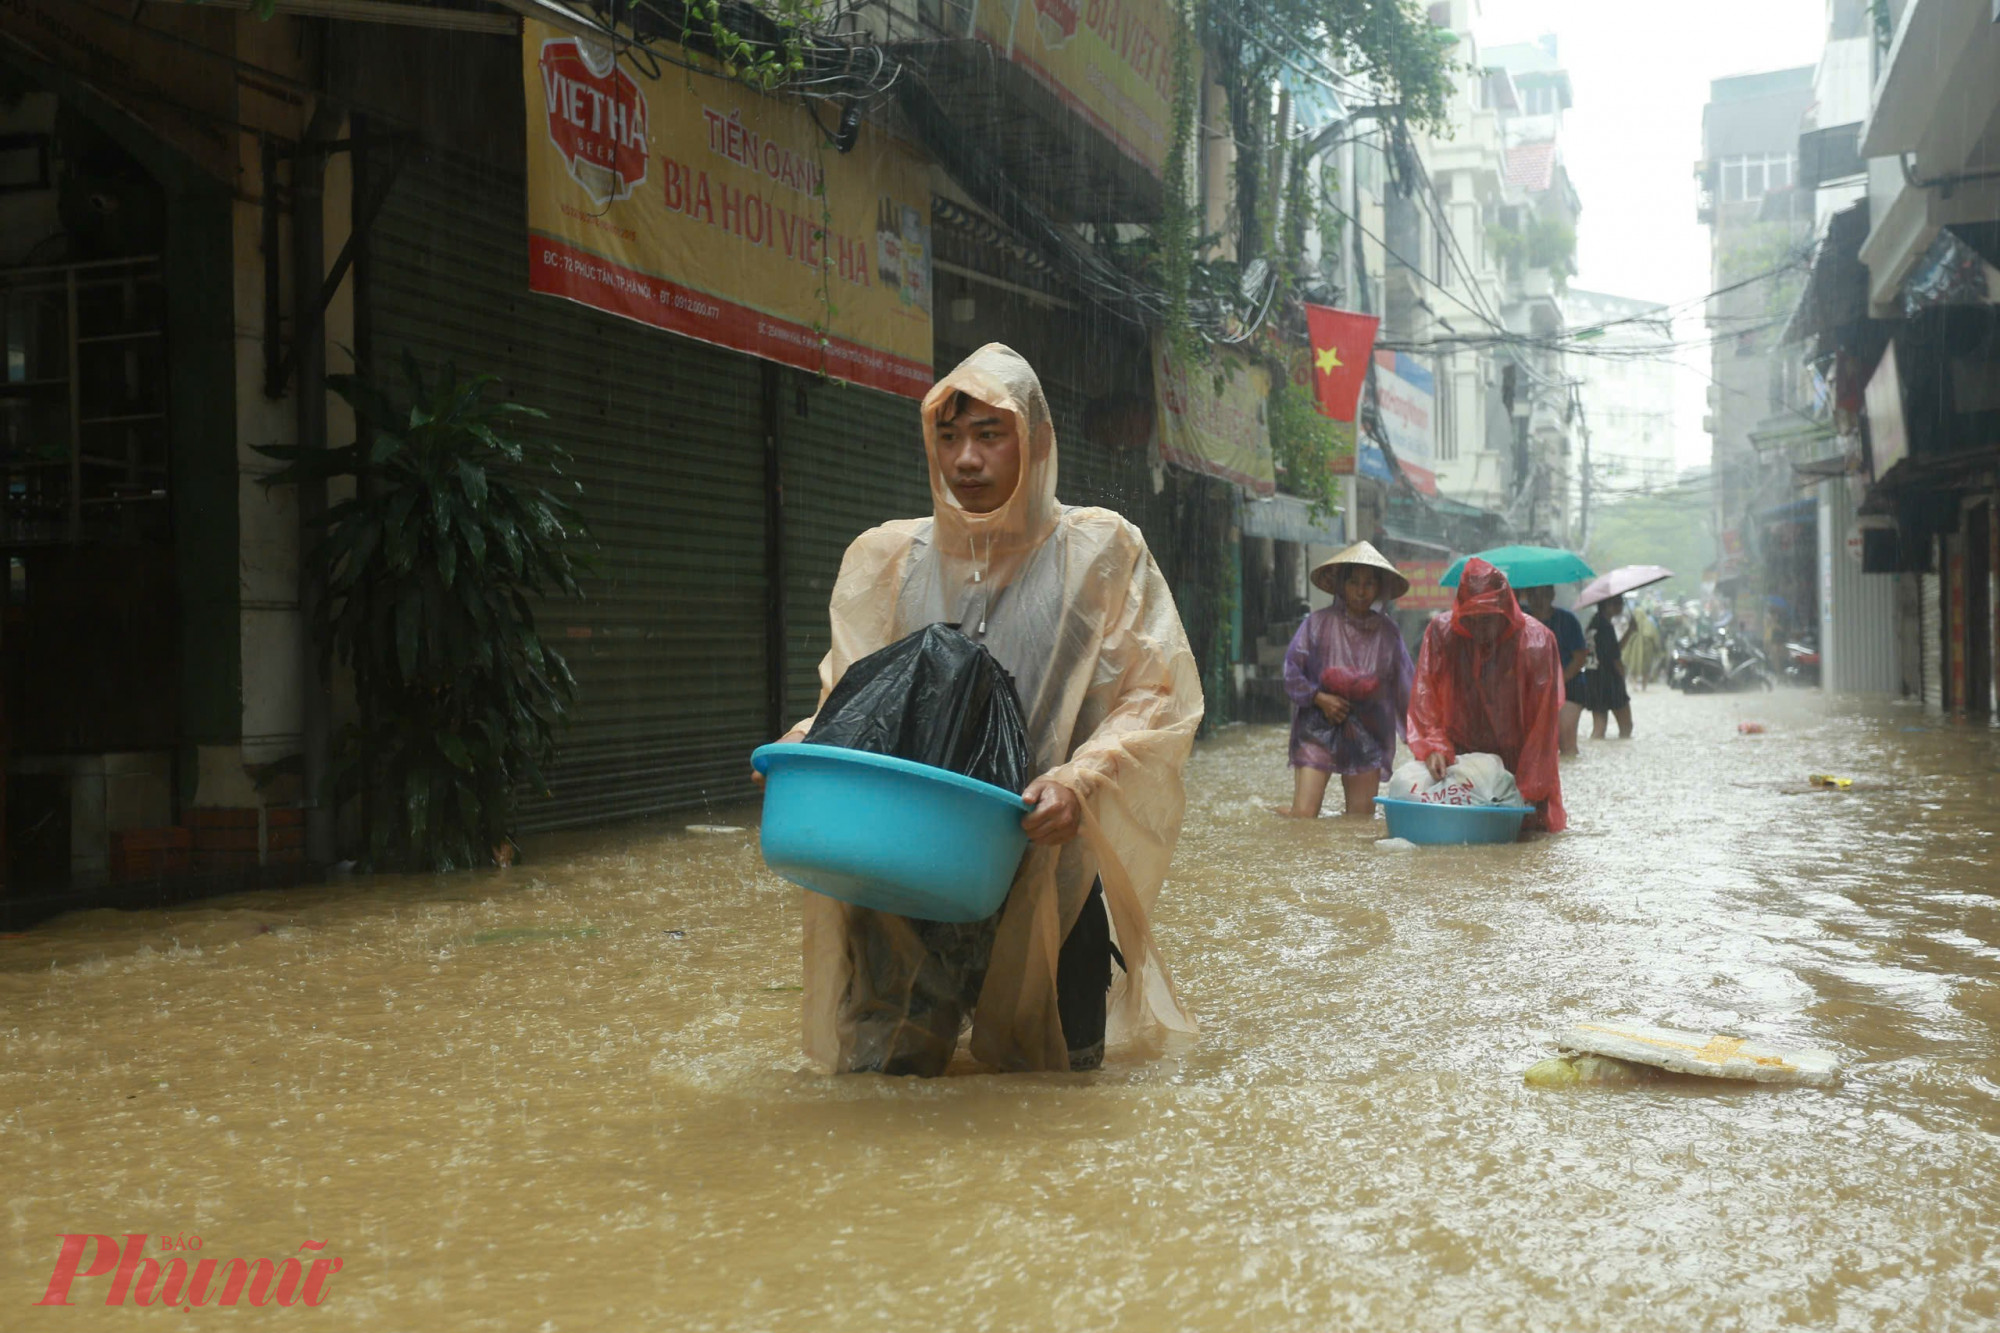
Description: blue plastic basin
1374,795,1534,845
752,743,1032,922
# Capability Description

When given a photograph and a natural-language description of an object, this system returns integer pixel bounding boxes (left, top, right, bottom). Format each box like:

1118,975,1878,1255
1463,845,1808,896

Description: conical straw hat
1311,540,1411,601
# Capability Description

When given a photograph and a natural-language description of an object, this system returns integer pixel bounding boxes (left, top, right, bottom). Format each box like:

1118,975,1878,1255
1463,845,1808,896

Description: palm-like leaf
254,362,589,871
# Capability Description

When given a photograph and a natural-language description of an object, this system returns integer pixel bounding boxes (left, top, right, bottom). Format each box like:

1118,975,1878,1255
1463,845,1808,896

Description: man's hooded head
931,391,1021,514
919,344,1060,560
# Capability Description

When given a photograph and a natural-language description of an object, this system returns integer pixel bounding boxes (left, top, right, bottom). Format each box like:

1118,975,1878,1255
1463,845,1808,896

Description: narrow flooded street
3,689,1997,1329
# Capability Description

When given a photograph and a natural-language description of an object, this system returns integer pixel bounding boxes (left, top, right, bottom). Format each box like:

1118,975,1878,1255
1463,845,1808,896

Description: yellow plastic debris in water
1523,1057,1581,1087
1523,1055,1657,1088
1807,774,1852,790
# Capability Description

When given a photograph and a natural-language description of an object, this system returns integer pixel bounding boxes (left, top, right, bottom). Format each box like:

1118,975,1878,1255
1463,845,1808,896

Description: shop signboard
1864,340,1907,481
1152,339,1274,496
1719,526,1745,579
969,0,1182,177
523,23,934,397
1357,435,1397,485
1324,419,1361,475
1372,350,1437,495
1397,559,1455,612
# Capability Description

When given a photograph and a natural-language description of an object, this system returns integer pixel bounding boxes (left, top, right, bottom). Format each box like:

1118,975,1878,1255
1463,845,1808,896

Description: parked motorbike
1668,638,1714,692
1670,628,1776,693
1782,635,1822,687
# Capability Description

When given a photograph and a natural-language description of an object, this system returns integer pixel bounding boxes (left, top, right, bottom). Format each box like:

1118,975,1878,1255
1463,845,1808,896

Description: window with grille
0,257,168,546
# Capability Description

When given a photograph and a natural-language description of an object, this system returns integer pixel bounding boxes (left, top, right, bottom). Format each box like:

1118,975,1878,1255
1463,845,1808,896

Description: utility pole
1338,111,1360,543
1576,387,1591,553
1319,102,1395,547
1270,88,1292,245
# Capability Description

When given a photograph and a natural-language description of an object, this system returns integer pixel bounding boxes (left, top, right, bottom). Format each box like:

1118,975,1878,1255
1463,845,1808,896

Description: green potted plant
260,357,587,871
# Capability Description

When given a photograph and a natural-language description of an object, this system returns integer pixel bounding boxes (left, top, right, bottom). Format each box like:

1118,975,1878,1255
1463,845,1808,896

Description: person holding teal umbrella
1440,547,1592,757
1405,558,1568,832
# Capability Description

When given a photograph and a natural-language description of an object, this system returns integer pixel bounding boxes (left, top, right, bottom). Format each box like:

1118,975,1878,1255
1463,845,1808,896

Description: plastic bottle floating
1807,774,1853,790
1737,721,1766,735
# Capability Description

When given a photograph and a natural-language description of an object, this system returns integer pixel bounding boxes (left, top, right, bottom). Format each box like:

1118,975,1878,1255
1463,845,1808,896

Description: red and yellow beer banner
970,0,1183,178
523,22,934,397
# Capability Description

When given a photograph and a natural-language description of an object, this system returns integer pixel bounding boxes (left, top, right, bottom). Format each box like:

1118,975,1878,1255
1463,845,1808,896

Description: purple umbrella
1575,565,1674,609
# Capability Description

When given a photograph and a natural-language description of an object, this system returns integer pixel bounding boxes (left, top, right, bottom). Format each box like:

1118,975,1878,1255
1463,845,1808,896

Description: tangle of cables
497,0,906,106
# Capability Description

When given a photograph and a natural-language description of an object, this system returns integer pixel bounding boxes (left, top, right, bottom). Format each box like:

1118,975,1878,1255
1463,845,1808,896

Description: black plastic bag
805,623,1033,794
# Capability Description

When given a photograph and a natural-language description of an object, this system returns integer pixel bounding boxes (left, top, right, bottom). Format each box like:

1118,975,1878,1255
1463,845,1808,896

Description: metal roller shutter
367,146,769,828
1046,389,1160,533
779,375,928,723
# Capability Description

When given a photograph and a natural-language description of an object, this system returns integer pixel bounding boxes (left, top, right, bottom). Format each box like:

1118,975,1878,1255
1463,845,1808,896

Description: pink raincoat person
1405,558,1567,832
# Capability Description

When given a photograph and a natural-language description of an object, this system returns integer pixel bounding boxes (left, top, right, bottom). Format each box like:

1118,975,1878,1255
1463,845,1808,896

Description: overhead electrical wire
498,0,907,104
1314,188,1519,341
1204,1,1358,102
1399,132,1512,334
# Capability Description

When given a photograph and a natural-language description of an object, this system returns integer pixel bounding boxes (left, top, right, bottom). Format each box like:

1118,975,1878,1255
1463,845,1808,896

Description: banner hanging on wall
968,0,1182,177
523,22,934,397
1152,338,1275,496
1372,350,1436,495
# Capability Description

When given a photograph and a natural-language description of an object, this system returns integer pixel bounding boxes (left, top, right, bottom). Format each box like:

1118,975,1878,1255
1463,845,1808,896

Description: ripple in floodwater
2,691,1997,1330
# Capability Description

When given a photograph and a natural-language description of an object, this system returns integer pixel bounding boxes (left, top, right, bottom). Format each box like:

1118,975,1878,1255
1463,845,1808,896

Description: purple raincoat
1283,604,1415,777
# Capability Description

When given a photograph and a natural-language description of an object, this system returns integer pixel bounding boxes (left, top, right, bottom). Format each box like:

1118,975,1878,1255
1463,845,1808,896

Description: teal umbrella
1440,545,1596,590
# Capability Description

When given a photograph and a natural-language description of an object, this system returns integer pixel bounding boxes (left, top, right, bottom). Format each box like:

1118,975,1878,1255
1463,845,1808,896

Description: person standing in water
1624,600,1665,690
1278,542,1414,818
1517,584,1588,757
1405,559,1567,832
764,344,1204,1077
1576,593,1634,738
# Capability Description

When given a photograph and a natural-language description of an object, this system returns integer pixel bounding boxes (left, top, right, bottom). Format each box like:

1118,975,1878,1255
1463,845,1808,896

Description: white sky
1473,0,1826,472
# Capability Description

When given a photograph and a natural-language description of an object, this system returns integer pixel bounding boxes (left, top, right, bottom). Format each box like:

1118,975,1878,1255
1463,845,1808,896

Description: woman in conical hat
1278,541,1415,818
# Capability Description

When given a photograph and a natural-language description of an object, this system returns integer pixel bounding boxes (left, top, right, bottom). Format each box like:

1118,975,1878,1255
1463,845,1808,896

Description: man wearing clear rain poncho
778,344,1204,1076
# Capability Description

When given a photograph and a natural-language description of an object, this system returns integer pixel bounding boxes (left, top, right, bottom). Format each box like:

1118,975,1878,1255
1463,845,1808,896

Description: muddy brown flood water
3,689,1998,1330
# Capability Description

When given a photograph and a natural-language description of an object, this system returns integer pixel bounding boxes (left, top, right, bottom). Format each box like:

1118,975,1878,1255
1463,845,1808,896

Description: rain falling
1,1,1997,1329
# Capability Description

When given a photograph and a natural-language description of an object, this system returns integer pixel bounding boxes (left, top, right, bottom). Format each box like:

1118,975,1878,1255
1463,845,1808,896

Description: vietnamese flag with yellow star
1303,303,1379,422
